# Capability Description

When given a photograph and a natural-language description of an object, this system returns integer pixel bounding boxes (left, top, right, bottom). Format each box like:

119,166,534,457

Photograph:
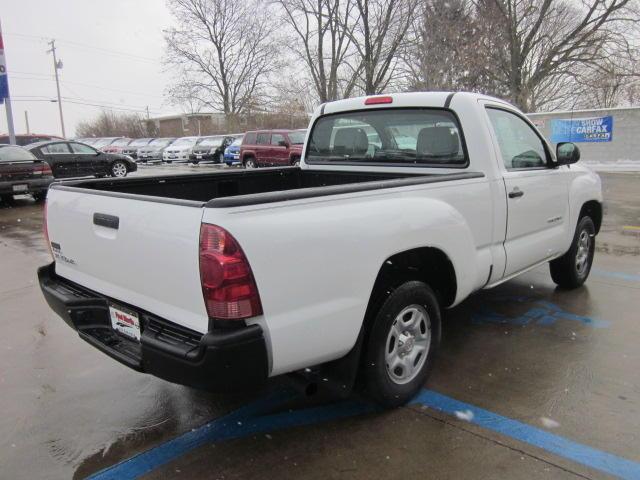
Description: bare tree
346,0,419,94
165,0,279,119
76,111,154,138
166,73,207,115
405,0,507,95
277,0,360,102
475,0,640,111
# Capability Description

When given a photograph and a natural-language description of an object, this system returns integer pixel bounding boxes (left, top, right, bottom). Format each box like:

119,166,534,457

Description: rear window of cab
306,108,467,168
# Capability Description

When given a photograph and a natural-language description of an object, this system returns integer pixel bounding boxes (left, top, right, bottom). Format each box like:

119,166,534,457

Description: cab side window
486,108,548,170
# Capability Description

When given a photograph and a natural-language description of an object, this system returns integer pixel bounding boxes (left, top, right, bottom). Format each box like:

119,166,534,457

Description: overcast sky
1,0,175,137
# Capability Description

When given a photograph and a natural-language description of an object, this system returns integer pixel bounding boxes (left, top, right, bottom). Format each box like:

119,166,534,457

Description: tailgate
46,187,209,333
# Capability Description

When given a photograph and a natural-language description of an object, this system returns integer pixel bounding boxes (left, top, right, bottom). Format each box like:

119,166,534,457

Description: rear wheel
291,157,300,166
111,161,128,178
549,216,595,289
1,195,14,205
362,281,440,408
244,158,256,169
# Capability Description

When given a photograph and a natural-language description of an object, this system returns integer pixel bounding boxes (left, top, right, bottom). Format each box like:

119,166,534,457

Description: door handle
93,213,119,229
508,188,524,199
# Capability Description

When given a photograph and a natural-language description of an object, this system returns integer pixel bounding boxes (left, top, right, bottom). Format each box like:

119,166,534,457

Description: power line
4,32,161,64
11,71,166,99
62,98,165,115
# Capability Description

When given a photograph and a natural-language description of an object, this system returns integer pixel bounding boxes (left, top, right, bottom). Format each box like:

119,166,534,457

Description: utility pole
24,110,29,134
47,39,65,138
0,20,16,144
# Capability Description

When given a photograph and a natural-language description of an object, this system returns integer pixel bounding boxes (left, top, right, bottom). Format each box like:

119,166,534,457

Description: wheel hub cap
575,230,591,274
385,305,431,385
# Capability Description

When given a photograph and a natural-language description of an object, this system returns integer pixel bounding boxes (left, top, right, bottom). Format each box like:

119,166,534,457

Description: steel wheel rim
385,304,431,385
246,160,255,168
575,229,591,275
112,162,127,177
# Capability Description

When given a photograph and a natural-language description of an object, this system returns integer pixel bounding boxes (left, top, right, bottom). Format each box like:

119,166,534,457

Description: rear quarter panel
203,176,494,375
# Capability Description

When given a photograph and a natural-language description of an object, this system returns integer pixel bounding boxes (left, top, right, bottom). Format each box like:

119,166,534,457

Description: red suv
240,129,306,168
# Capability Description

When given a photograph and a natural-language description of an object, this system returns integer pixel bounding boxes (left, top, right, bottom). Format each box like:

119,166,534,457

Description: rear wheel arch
363,247,457,339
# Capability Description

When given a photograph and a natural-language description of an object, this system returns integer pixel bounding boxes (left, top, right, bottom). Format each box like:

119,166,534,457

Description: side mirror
556,142,580,165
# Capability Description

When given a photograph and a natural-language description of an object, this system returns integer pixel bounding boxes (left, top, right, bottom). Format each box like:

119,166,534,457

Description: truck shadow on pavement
74,273,611,480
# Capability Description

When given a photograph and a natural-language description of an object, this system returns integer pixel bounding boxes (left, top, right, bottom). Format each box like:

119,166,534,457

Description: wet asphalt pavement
0,167,639,479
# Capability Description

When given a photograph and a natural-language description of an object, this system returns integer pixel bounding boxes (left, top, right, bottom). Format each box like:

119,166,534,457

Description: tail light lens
43,199,53,260
199,224,263,320
34,162,52,176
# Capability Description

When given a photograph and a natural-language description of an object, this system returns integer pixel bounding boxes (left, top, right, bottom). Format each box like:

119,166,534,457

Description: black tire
244,157,257,169
291,156,300,166
1,195,14,205
111,160,128,178
362,281,441,408
549,216,595,289
33,191,47,202
218,152,224,164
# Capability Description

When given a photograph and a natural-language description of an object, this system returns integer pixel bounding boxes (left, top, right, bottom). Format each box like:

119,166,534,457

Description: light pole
47,39,65,138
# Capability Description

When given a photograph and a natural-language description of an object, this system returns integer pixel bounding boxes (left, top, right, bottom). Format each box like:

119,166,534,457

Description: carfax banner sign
550,116,613,143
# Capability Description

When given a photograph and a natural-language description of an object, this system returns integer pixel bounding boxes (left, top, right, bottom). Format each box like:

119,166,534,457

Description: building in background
528,106,640,167
151,111,309,137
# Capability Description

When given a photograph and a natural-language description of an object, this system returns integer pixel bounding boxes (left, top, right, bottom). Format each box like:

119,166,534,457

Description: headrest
416,126,460,157
333,127,369,156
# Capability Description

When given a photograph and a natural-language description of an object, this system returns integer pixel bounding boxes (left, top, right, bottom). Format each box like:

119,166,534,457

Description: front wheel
291,157,300,167
111,161,128,178
362,281,440,408
244,158,256,169
549,216,595,289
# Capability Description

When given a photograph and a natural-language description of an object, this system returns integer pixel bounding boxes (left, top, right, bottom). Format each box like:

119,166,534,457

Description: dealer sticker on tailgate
109,303,141,341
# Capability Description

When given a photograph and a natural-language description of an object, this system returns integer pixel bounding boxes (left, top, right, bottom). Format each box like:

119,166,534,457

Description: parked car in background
92,137,125,152
162,136,199,163
0,145,53,203
137,138,176,163
240,129,305,168
224,136,243,166
27,140,137,178
190,135,237,164
122,138,154,159
0,134,64,146
102,138,132,155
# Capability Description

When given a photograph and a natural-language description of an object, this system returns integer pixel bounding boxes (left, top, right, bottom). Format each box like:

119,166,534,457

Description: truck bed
50,167,483,208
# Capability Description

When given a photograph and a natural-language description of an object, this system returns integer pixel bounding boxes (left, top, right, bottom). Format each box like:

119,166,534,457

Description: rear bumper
38,263,269,391
0,178,53,195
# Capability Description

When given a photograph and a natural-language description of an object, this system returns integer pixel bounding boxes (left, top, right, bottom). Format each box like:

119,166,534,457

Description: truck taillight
43,199,53,260
199,224,263,320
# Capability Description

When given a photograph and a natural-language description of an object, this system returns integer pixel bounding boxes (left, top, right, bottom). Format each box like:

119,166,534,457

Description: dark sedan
27,140,137,178
190,135,237,164
0,145,54,204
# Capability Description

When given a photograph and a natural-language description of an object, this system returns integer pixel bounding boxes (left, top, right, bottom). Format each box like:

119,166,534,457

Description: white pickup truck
39,92,602,407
